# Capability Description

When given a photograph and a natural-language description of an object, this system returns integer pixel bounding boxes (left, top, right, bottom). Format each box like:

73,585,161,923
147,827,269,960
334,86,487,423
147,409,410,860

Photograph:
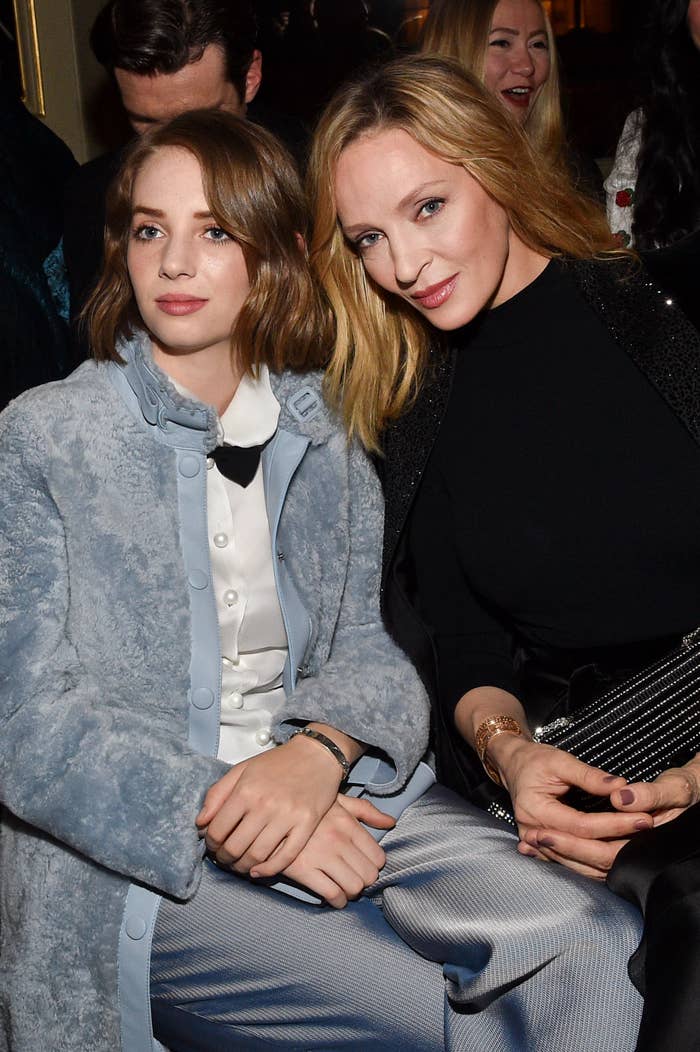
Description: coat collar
269,369,336,447
109,333,336,450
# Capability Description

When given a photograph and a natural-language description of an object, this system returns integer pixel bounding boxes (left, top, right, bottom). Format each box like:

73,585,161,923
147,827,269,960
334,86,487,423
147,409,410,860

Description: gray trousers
150,784,643,1051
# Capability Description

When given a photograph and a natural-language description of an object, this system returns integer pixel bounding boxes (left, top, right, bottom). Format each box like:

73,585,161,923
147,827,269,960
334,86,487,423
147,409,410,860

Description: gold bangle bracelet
475,715,524,786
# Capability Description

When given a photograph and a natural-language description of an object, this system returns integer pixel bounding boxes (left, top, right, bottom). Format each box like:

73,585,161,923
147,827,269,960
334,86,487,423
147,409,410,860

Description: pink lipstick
411,274,457,310
156,294,208,316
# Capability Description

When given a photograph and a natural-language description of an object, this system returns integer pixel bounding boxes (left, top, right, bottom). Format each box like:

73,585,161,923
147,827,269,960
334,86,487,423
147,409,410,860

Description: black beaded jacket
379,255,700,804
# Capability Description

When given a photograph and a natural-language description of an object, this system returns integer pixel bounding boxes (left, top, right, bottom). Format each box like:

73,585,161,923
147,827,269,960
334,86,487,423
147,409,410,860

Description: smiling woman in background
421,0,602,197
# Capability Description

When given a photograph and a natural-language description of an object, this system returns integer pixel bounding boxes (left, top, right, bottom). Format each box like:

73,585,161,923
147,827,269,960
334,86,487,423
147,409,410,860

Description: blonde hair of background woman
421,0,565,170
309,55,616,451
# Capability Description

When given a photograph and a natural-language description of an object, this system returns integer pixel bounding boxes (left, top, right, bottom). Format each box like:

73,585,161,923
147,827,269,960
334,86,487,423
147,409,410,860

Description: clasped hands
489,734,700,880
196,732,394,908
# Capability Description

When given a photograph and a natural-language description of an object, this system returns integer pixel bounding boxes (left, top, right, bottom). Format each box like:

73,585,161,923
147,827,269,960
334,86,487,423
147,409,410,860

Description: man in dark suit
64,0,263,344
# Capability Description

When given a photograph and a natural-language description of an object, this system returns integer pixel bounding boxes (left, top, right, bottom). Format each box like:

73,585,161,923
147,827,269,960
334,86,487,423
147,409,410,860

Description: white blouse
176,367,288,765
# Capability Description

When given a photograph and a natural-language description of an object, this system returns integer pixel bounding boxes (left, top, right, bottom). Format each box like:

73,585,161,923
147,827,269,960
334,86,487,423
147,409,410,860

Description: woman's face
126,146,250,366
484,0,550,125
334,127,513,331
688,0,700,50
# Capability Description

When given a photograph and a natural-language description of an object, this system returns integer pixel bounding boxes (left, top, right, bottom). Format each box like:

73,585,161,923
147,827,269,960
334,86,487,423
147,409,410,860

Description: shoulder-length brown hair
308,55,618,451
420,0,564,169
83,109,333,373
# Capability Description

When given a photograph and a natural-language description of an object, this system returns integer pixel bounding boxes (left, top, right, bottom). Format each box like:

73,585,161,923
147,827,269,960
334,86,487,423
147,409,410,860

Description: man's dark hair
91,0,258,101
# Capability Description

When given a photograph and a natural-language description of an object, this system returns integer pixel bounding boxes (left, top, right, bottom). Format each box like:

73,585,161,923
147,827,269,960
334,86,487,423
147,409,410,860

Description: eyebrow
341,181,449,237
397,180,449,210
489,25,547,37
127,113,159,126
131,206,215,219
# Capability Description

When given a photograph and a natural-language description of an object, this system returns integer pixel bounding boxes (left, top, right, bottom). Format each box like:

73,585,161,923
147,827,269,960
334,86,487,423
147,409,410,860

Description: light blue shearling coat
0,335,430,1052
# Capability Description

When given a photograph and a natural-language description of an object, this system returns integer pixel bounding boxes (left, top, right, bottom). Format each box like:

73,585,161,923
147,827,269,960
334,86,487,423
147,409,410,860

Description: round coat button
192,687,214,710
125,916,147,940
255,729,271,746
213,533,229,548
178,454,201,478
189,570,209,590
229,692,244,709
223,589,238,606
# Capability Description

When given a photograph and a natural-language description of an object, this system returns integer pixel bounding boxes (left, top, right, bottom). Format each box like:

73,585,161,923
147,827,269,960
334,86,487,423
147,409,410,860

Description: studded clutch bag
488,628,700,824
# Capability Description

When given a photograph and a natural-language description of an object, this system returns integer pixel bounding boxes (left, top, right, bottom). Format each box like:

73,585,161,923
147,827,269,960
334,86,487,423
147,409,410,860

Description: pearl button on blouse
175,367,289,766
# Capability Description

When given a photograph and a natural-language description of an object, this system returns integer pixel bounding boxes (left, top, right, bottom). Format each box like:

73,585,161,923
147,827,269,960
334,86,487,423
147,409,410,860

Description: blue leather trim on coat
110,354,222,1052
118,885,170,1052
113,336,218,443
175,452,222,757
263,430,312,694
356,761,436,839
347,755,396,790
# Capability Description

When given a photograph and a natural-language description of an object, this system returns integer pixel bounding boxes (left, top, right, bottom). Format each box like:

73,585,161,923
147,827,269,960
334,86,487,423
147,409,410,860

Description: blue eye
133,224,162,240
205,226,232,242
419,199,444,218
355,231,382,251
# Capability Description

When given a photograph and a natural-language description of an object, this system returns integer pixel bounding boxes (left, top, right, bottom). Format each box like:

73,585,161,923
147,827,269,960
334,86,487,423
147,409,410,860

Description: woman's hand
610,754,700,828
197,731,352,876
488,734,654,878
454,687,653,879
521,757,700,880
492,734,651,836
276,794,395,909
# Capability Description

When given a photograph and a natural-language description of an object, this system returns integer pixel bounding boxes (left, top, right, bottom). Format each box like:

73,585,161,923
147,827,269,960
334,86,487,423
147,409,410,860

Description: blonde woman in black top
310,54,700,1052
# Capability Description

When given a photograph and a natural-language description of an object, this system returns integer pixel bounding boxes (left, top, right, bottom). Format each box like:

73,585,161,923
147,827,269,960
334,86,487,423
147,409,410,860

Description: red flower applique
615,188,634,208
613,230,631,248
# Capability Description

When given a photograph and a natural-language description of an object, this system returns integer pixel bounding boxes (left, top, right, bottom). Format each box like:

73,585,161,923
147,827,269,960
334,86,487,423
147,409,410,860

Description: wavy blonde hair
308,55,617,451
421,0,564,170
83,109,333,373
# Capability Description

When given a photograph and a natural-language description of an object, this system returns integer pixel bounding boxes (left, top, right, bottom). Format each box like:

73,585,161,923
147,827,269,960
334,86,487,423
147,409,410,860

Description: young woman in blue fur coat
0,111,643,1052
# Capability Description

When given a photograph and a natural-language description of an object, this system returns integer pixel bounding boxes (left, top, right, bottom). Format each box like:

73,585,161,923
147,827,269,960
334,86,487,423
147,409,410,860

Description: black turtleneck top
408,258,700,715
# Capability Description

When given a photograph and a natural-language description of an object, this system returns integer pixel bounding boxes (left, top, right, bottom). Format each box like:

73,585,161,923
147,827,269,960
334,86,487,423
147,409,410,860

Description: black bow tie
209,438,271,487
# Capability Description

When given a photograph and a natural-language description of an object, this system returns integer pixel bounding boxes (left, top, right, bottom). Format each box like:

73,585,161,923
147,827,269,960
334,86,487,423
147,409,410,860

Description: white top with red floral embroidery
604,108,643,247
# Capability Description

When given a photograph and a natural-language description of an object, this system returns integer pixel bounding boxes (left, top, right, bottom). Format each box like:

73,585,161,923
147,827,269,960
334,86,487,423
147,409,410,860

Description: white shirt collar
219,365,280,448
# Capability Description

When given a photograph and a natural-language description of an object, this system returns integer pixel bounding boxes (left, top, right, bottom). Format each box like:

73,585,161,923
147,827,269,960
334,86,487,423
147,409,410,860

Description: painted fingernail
538,836,556,849
634,820,651,831
603,774,622,783
619,789,635,805
520,847,538,858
